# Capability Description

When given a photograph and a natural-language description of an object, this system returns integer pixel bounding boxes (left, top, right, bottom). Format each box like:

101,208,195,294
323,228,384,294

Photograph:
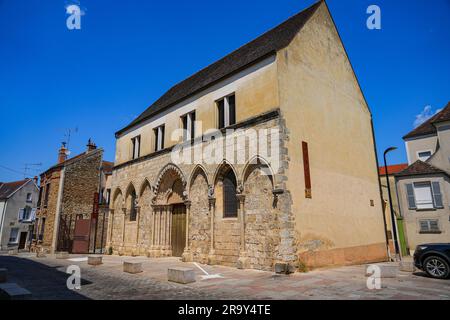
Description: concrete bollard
0,268,7,283
123,261,143,274
88,255,103,266
8,249,18,256
399,261,416,273
168,267,196,284
56,252,70,259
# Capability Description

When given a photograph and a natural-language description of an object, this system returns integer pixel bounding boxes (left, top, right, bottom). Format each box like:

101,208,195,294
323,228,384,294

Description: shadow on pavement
0,256,91,300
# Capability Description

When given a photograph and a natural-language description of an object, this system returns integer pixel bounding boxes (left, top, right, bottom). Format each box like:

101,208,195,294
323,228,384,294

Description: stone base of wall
298,242,388,269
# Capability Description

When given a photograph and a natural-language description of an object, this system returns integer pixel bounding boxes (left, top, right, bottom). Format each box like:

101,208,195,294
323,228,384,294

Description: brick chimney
58,143,68,164
87,138,97,152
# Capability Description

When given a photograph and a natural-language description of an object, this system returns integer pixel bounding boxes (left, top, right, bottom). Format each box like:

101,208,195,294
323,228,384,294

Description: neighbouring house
379,164,408,256
107,1,388,271
395,102,450,254
32,139,113,254
0,178,39,251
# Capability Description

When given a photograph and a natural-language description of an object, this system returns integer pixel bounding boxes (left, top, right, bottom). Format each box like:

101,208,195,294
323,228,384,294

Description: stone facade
33,142,111,253
108,2,388,271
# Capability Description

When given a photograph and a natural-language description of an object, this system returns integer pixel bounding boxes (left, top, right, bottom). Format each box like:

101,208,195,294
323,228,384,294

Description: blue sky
0,0,449,181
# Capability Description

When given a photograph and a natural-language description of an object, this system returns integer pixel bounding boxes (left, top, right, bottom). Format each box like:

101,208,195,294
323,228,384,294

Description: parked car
414,243,450,279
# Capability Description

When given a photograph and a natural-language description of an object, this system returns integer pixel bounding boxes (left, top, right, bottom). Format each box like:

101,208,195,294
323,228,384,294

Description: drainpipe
51,168,65,253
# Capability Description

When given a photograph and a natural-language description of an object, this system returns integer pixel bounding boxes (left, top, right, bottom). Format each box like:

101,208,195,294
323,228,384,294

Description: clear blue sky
0,0,449,181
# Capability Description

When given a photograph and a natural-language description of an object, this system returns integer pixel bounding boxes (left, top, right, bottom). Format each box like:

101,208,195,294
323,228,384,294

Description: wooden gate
18,232,27,250
171,204,186,257
72,219,91,254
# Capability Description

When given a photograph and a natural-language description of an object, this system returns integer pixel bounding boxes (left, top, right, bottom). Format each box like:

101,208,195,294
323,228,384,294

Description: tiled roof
102,161,114,175
403,102,450,139
0,179,30,200
115,1,322,136
395,160,448,177
379,163,408,175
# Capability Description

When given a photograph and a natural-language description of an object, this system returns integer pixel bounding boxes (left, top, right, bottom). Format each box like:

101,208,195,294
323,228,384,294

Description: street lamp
383,146,401,261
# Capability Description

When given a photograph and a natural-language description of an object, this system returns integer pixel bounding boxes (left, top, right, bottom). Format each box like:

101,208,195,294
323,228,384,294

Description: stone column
164,205,170,256
134,206,140,255
120,207,126,254
207,198,216,265
182,201,192,262
106,209,114,251
148,206,155,257
236,194,248,269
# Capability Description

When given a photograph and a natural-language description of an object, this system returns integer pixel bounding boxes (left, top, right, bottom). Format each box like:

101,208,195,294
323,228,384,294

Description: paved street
1,253,449,300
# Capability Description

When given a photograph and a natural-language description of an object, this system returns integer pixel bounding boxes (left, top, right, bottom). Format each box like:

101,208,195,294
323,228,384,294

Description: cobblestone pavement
1,253,449,300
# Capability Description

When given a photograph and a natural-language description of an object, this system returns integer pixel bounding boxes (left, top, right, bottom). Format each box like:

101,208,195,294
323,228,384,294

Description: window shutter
419,220,429,232
405,184,416,209
31,208,37,221
429,220,439,232
431,182,443,208
18,208,25,221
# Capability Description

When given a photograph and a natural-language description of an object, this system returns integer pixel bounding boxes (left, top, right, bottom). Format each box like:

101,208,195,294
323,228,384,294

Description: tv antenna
22,163,42,179
63,126,79,150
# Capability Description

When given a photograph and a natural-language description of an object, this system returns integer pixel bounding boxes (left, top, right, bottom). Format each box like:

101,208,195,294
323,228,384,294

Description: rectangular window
417,151,432,162
181,111,196,142
131,135,141,159
26,193,32,202
302,141,312,198
413,182,434,210
44,183,50,207
154,125,165,151
217,94,236,129
106,188,111,205
9,228,19,243
419,219,440,233
37,187,43,207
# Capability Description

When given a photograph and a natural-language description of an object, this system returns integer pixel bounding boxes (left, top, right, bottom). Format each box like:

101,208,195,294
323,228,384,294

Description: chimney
87,138,97,152
58,143,68,164
33,176,38,184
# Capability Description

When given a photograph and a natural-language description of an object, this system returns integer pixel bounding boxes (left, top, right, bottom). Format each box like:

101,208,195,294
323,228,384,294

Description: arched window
129,190,137,221
223,170,238,218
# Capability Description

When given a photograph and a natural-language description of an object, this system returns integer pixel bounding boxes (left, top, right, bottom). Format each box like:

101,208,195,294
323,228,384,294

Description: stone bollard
123,261,143,274
399,261,416,273
274,263,295,275
168,267,196,284
56,252,69,259
88,255,103,266
8,249,18,256
0,268,7,283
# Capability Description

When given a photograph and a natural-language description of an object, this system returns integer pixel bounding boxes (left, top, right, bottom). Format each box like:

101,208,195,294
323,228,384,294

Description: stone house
32,140,112,253
108,1,388,271
395,102,450,254
0,178,39,251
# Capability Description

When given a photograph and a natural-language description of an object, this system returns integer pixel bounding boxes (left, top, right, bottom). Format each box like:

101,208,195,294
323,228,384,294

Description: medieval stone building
33,140,112,254
108,1,388,271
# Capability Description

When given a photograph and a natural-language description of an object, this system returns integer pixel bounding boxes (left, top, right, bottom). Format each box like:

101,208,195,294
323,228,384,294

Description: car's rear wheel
423,256,450,279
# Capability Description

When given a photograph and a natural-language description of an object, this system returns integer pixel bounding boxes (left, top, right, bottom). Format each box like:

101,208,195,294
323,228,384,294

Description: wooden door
171,204,186,257
18,232,27,249
72,219,91,254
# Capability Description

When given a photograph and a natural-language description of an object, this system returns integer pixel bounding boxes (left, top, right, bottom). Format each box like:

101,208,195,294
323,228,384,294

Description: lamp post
383,147,401,260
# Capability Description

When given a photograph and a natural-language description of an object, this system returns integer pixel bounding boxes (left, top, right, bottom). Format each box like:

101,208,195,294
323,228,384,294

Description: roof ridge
116,1,322,136
403,101,450,139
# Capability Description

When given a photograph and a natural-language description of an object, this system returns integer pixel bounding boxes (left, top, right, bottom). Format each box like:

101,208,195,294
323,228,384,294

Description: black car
414,243,450,279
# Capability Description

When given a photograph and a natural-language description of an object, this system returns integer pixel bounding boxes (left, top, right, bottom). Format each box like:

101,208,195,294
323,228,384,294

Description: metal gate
171,204,186,257
72,219,91,254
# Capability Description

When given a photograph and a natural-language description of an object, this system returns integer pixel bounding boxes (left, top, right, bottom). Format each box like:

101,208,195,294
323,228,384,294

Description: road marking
193,262,223,280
